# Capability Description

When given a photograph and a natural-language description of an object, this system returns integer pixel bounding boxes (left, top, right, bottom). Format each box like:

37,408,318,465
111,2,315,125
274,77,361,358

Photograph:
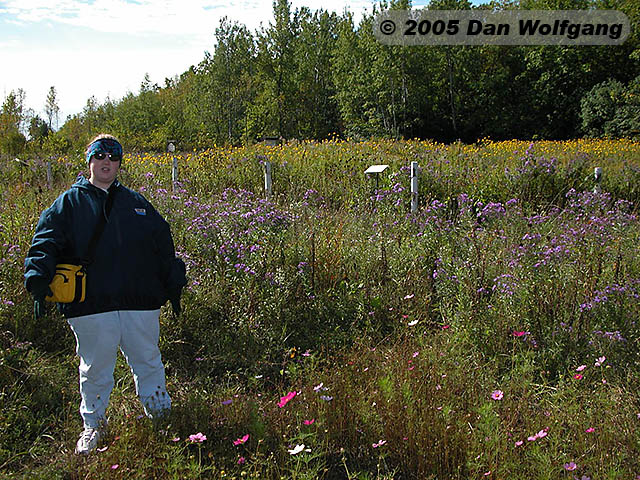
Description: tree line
1,0,638,157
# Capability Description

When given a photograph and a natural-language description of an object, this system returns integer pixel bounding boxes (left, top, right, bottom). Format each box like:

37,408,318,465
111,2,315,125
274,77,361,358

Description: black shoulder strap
84,186,117,265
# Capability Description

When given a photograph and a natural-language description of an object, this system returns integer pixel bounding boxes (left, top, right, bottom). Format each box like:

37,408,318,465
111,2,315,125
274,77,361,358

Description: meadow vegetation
1,138,639,479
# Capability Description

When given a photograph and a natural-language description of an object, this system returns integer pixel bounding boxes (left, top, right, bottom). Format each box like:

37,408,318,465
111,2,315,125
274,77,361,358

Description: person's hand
31,280,53,320
169,287,182,317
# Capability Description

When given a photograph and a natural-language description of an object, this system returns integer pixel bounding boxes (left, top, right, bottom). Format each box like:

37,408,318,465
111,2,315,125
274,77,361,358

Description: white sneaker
75,428,100,455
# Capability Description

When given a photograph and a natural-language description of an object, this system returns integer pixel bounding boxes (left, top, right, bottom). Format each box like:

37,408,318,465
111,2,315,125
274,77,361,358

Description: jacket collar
72,175,120,193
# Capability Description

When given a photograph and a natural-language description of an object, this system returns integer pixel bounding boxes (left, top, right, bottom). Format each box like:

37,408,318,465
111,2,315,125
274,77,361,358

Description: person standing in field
24,134,186,454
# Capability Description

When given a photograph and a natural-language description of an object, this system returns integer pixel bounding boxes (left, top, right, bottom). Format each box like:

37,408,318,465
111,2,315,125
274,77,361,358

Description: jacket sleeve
149,203,187,292
24,204,68,293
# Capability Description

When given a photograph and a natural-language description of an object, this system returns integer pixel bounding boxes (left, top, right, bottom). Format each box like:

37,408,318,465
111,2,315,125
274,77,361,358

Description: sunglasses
92,152,122,162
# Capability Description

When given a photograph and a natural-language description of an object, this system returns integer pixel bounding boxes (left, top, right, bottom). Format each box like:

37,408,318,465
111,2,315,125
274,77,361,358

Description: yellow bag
45,264,86,303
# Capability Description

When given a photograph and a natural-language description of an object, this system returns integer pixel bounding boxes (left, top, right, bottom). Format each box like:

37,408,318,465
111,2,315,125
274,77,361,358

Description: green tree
207,17,256,144
250,0,301,138
333,0,459,139
0,90,27,157
28,115,50,150
514,0,638,138
332,11,369,137
292,8,340,138
45,86,60,131
332,8,402,138
581,75,640,138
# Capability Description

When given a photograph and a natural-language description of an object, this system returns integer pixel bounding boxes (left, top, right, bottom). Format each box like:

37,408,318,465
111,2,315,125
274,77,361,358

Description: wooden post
411,161,419,213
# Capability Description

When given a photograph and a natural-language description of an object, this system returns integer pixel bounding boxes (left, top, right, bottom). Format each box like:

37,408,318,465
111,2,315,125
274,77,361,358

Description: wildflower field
1,138,640,479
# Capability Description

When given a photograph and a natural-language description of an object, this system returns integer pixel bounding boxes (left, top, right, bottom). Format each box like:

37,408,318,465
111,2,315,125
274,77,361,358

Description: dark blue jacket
24,176,186,318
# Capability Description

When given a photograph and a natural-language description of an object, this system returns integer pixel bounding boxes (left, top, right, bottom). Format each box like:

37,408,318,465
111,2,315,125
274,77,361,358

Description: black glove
30,279,53,320
168,287,182,317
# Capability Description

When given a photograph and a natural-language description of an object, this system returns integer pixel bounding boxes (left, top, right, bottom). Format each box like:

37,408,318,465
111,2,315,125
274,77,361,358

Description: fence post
593,167,602,193
172,157,179,190
411,161,419,213
264,160,273,198
167,141,177,191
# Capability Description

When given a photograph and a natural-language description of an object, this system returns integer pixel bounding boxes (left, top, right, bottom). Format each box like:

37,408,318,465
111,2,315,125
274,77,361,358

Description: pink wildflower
111,464,119,470
576,365,587,372
188,432,207,443
574,373,583,380
372,440,387,448
491,390,504,401
278,391,297,408
585,427,595,433
304,419,315,425
233,434,249,446
238,456,246,465
527,428,548,441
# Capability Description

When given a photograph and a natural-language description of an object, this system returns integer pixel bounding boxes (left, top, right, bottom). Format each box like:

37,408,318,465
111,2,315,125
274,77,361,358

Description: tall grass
1,138,639,479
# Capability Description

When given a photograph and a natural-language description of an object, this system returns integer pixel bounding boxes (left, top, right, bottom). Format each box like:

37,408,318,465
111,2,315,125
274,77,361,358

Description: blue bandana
86,138,123,164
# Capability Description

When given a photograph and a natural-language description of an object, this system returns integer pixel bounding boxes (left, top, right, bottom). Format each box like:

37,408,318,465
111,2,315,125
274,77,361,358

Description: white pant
68,309,171,429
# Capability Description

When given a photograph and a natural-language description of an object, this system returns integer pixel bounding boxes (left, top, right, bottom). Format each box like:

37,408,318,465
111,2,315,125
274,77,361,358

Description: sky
0,0,436,127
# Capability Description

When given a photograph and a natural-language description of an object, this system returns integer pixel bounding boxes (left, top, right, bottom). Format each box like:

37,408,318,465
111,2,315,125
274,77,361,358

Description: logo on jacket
135,208,147,215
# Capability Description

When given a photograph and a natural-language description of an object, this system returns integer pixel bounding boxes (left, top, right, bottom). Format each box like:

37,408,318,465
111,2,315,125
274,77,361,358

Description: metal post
172,157,178,190
411,161,419,213
593,167,602,193
264,160,272,198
